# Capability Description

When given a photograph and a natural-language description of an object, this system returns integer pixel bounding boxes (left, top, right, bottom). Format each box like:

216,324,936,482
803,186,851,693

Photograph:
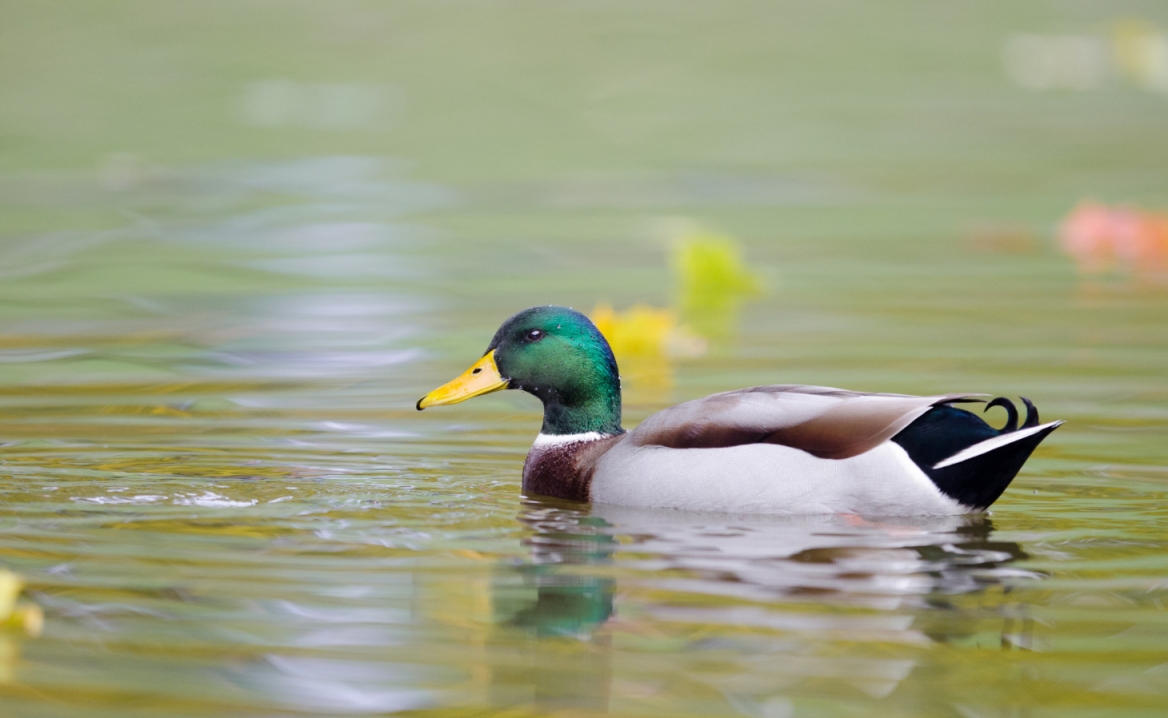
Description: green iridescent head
417,306,624,436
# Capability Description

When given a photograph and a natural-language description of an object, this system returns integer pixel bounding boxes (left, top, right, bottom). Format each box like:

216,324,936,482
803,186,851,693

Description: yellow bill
417,350,509,410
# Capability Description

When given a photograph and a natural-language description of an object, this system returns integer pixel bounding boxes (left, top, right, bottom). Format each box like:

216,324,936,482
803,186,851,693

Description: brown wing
628,385,980,459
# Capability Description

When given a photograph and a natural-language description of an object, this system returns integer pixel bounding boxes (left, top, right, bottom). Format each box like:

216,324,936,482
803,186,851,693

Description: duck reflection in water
483,502,617,712
488,499,1036,712
511,499,1031,606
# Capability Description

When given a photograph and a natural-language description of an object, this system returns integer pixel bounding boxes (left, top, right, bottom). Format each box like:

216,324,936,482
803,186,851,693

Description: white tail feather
933,421,1063,470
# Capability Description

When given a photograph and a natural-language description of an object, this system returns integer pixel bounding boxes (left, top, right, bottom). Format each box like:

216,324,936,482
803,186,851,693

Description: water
3,2,1168,716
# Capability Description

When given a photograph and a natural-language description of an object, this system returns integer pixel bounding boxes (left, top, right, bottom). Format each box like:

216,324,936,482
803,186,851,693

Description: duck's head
417,306,624,436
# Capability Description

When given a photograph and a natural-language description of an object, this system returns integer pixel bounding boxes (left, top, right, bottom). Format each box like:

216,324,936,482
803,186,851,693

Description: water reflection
3,1,1168,712
476,506,617,712
1,157,441,390
511,511,616,638
555,503,1032,607
488,500,1037,713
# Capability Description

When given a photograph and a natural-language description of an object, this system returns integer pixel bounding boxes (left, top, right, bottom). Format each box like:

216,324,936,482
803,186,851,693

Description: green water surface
1,2,1167,716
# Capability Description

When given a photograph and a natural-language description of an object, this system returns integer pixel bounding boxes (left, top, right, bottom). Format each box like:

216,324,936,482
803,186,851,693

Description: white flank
933,421,1063,470
590,440,968,516
531,432,608,448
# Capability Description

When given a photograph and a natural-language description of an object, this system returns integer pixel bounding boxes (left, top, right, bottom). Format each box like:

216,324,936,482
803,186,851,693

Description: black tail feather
892,397,1061,511
984,397,1019,433
1020,397,1039,428
924,421,1060,510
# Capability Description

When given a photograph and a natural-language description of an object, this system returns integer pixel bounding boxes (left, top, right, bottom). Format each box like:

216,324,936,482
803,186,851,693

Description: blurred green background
5,2,1167,202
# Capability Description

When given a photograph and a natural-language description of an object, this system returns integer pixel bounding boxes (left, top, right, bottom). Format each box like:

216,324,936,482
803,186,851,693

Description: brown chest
521,435,622,502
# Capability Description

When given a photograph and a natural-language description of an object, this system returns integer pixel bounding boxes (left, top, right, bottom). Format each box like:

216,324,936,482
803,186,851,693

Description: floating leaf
0,572,20,621
590,303,704,360
589,303,706,405
1060,201,1168,281
1111,19,1168,89
0,569,43,637
672,228,763,311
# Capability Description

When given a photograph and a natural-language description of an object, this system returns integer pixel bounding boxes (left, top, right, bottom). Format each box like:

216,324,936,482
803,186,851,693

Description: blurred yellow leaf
590,303,705,360
590,303,706,405
0,572,21,621
1111,19,1168,88
672,228,763,311
663,225,766,343
0,569,43,637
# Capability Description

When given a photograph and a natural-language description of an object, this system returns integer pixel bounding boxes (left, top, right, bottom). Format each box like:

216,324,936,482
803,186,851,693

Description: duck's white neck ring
532,432,609,448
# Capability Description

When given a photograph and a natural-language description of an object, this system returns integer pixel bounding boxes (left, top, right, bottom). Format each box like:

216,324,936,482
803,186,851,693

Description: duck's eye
525,329,544,342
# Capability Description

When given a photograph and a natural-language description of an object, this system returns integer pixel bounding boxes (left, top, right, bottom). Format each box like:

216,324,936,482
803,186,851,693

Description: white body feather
590,440,968,516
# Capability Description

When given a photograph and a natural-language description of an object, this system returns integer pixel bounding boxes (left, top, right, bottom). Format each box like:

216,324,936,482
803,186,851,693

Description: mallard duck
417,306,1062,515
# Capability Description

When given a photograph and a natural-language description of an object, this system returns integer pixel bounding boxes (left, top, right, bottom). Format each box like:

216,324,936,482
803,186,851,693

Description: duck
416,306,1062,515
